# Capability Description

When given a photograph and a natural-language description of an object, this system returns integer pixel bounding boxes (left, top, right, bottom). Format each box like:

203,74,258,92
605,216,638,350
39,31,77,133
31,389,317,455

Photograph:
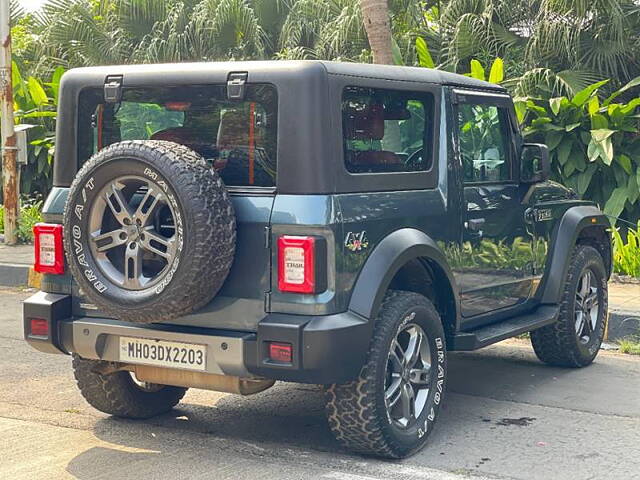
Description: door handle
465,218,485,232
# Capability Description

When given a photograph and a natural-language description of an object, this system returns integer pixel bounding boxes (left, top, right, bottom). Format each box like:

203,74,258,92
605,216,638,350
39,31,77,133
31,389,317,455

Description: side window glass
457,103,511,183
342,87,434,173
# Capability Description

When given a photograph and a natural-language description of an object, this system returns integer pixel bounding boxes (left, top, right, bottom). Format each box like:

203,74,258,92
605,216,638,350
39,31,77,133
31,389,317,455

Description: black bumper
23,292,371,384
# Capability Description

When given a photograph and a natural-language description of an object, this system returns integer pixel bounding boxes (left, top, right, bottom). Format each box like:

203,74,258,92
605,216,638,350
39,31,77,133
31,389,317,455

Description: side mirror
520,143,550,183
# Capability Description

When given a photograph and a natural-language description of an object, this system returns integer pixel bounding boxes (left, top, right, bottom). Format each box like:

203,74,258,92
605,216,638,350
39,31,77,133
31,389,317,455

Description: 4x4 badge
345,231,369,252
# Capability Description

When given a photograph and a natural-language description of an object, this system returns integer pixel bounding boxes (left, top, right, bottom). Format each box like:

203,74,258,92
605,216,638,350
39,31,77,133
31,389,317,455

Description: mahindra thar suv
23,61,611,458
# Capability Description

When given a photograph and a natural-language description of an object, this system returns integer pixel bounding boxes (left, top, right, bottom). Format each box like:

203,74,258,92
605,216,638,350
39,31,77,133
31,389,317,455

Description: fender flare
540,205,610,304
348,228,460,325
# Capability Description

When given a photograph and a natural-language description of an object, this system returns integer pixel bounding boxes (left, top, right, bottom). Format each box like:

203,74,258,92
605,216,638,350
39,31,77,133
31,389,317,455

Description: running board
449,305,559,351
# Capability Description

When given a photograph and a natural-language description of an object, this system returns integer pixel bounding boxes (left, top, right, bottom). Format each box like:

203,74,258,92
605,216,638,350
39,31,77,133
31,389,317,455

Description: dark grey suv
24,61,611,458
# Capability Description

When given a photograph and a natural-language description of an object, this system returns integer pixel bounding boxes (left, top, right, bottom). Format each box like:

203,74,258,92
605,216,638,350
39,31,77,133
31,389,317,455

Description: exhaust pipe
131,365,275,395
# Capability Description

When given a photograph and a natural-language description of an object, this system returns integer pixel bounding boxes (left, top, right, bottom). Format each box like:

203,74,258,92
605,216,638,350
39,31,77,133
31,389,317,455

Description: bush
0,198,43,244
612,223,640,278
516,77,640,225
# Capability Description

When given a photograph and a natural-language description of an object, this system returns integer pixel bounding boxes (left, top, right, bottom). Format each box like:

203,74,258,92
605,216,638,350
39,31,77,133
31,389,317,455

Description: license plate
119,336,207,371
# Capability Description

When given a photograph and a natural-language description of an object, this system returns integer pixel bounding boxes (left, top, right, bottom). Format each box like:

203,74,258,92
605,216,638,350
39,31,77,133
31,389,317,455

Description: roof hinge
104,75,123,103
227,72,248,101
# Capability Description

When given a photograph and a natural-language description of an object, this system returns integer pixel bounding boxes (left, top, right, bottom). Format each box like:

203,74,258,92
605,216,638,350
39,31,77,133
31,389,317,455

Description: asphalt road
1,288,639,480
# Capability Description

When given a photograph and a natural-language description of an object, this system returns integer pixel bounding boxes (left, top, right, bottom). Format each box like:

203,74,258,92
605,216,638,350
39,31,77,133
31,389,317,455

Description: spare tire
63,140,236,323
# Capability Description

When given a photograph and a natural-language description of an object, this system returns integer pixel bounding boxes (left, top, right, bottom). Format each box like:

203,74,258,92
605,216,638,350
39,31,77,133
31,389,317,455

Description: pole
0,0,17,244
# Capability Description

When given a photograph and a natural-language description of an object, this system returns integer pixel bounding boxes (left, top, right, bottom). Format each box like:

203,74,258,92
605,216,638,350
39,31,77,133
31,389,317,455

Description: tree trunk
359,0,394,65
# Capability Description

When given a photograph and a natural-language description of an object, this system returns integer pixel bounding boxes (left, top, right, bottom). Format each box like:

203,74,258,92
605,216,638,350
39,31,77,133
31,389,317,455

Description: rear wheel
72,355,187,419
531,245,608,367
325,291,447,458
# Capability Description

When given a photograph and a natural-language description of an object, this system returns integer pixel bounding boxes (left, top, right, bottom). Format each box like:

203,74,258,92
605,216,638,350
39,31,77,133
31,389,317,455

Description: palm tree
359,0,393,64
438,0,640,89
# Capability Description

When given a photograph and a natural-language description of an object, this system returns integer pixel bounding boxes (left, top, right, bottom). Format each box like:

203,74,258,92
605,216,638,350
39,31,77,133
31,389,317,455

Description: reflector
268,342,293,363
29,318,49,337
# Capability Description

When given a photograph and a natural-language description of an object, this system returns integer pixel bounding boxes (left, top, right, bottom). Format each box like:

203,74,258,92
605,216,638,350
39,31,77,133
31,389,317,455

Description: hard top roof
65,60,506,91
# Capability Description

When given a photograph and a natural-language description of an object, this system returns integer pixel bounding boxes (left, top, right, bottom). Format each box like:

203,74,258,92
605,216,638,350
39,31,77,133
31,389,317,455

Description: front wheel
531,245,608,367
325,291,447,458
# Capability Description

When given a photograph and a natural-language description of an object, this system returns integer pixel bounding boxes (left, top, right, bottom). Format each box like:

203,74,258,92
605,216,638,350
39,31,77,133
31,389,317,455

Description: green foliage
612,223,640,277
517,77,640,224
11,62,62,198
438,0,640,90
0,198,44,243
16,199,43,243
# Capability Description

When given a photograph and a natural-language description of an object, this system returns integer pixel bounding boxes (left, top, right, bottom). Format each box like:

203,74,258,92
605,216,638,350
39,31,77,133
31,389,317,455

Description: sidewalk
0,243,637,339
608,282,640,340
0,244,33,287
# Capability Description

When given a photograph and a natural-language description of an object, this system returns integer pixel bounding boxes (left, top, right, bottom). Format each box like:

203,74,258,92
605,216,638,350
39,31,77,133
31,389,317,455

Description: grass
618,337,640,355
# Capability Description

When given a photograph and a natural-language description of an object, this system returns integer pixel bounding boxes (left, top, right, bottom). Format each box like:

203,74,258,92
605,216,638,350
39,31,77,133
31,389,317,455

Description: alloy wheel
384,323,432,429
574,269,600,344
88,175,177,290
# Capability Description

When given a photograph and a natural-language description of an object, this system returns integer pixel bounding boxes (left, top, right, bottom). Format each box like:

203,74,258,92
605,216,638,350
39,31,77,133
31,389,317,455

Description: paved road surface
1,289,638,480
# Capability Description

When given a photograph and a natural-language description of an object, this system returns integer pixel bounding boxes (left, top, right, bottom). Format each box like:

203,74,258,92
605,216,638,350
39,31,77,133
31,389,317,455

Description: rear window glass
78,84,278,187
342,87,434,174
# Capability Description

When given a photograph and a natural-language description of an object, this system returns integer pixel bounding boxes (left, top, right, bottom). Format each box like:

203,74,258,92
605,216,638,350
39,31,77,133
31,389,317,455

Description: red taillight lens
33,223,64,274
268,342,293,363
29,318,49,337
278,235,315,293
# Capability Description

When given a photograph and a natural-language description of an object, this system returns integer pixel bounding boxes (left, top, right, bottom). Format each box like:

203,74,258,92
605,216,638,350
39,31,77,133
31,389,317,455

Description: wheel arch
348,228,460,333
540,205,611,304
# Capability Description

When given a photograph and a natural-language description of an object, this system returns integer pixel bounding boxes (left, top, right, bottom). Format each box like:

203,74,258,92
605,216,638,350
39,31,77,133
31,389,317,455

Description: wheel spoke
404,328,422,368
91,229,128,252
390,340,405,370
578,272,591,300
105,183,133,225
585,292,598,310
123,244,143,288
140,228,174,260
385,376,402,408
575,311,585,336
400,383,415,424
134,187,163,226
589,302,599,331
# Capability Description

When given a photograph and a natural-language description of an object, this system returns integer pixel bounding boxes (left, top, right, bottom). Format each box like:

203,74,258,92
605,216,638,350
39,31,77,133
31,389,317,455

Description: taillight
278,235,316,293
33,223,64,274
29,318,49,337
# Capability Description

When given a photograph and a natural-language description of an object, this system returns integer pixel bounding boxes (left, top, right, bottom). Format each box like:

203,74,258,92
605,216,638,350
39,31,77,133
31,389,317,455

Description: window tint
79,84,277,187
457,103,511,183
342,87,434,174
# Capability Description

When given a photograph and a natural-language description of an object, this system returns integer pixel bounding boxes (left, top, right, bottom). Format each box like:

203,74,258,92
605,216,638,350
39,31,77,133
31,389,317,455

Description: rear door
73,81,278,331
451,90,536,319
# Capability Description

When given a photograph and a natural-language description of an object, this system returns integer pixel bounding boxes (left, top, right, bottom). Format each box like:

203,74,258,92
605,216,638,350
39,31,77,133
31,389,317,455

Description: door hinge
227,72,248,100
264,292,271,312
103,75,123,103
264,226,271,249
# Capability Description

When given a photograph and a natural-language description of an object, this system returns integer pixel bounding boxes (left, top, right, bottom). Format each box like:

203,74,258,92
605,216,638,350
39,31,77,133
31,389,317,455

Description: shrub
612,223,640,277
0,197,43,244
516,77,640,225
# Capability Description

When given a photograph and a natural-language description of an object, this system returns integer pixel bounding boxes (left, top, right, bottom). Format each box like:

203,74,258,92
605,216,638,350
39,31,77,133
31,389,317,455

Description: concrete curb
608,309,640,341
0,263,29,286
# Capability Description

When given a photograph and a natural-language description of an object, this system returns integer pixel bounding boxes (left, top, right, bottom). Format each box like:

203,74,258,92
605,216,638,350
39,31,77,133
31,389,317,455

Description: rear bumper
23,292,370,384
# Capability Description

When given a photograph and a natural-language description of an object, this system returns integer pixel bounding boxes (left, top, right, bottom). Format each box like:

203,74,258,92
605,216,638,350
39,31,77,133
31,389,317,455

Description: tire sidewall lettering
67,161,184,298
417,333,445,439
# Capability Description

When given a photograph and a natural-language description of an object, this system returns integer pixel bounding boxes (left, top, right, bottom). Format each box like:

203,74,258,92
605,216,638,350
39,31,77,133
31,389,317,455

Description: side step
449,305,559,351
